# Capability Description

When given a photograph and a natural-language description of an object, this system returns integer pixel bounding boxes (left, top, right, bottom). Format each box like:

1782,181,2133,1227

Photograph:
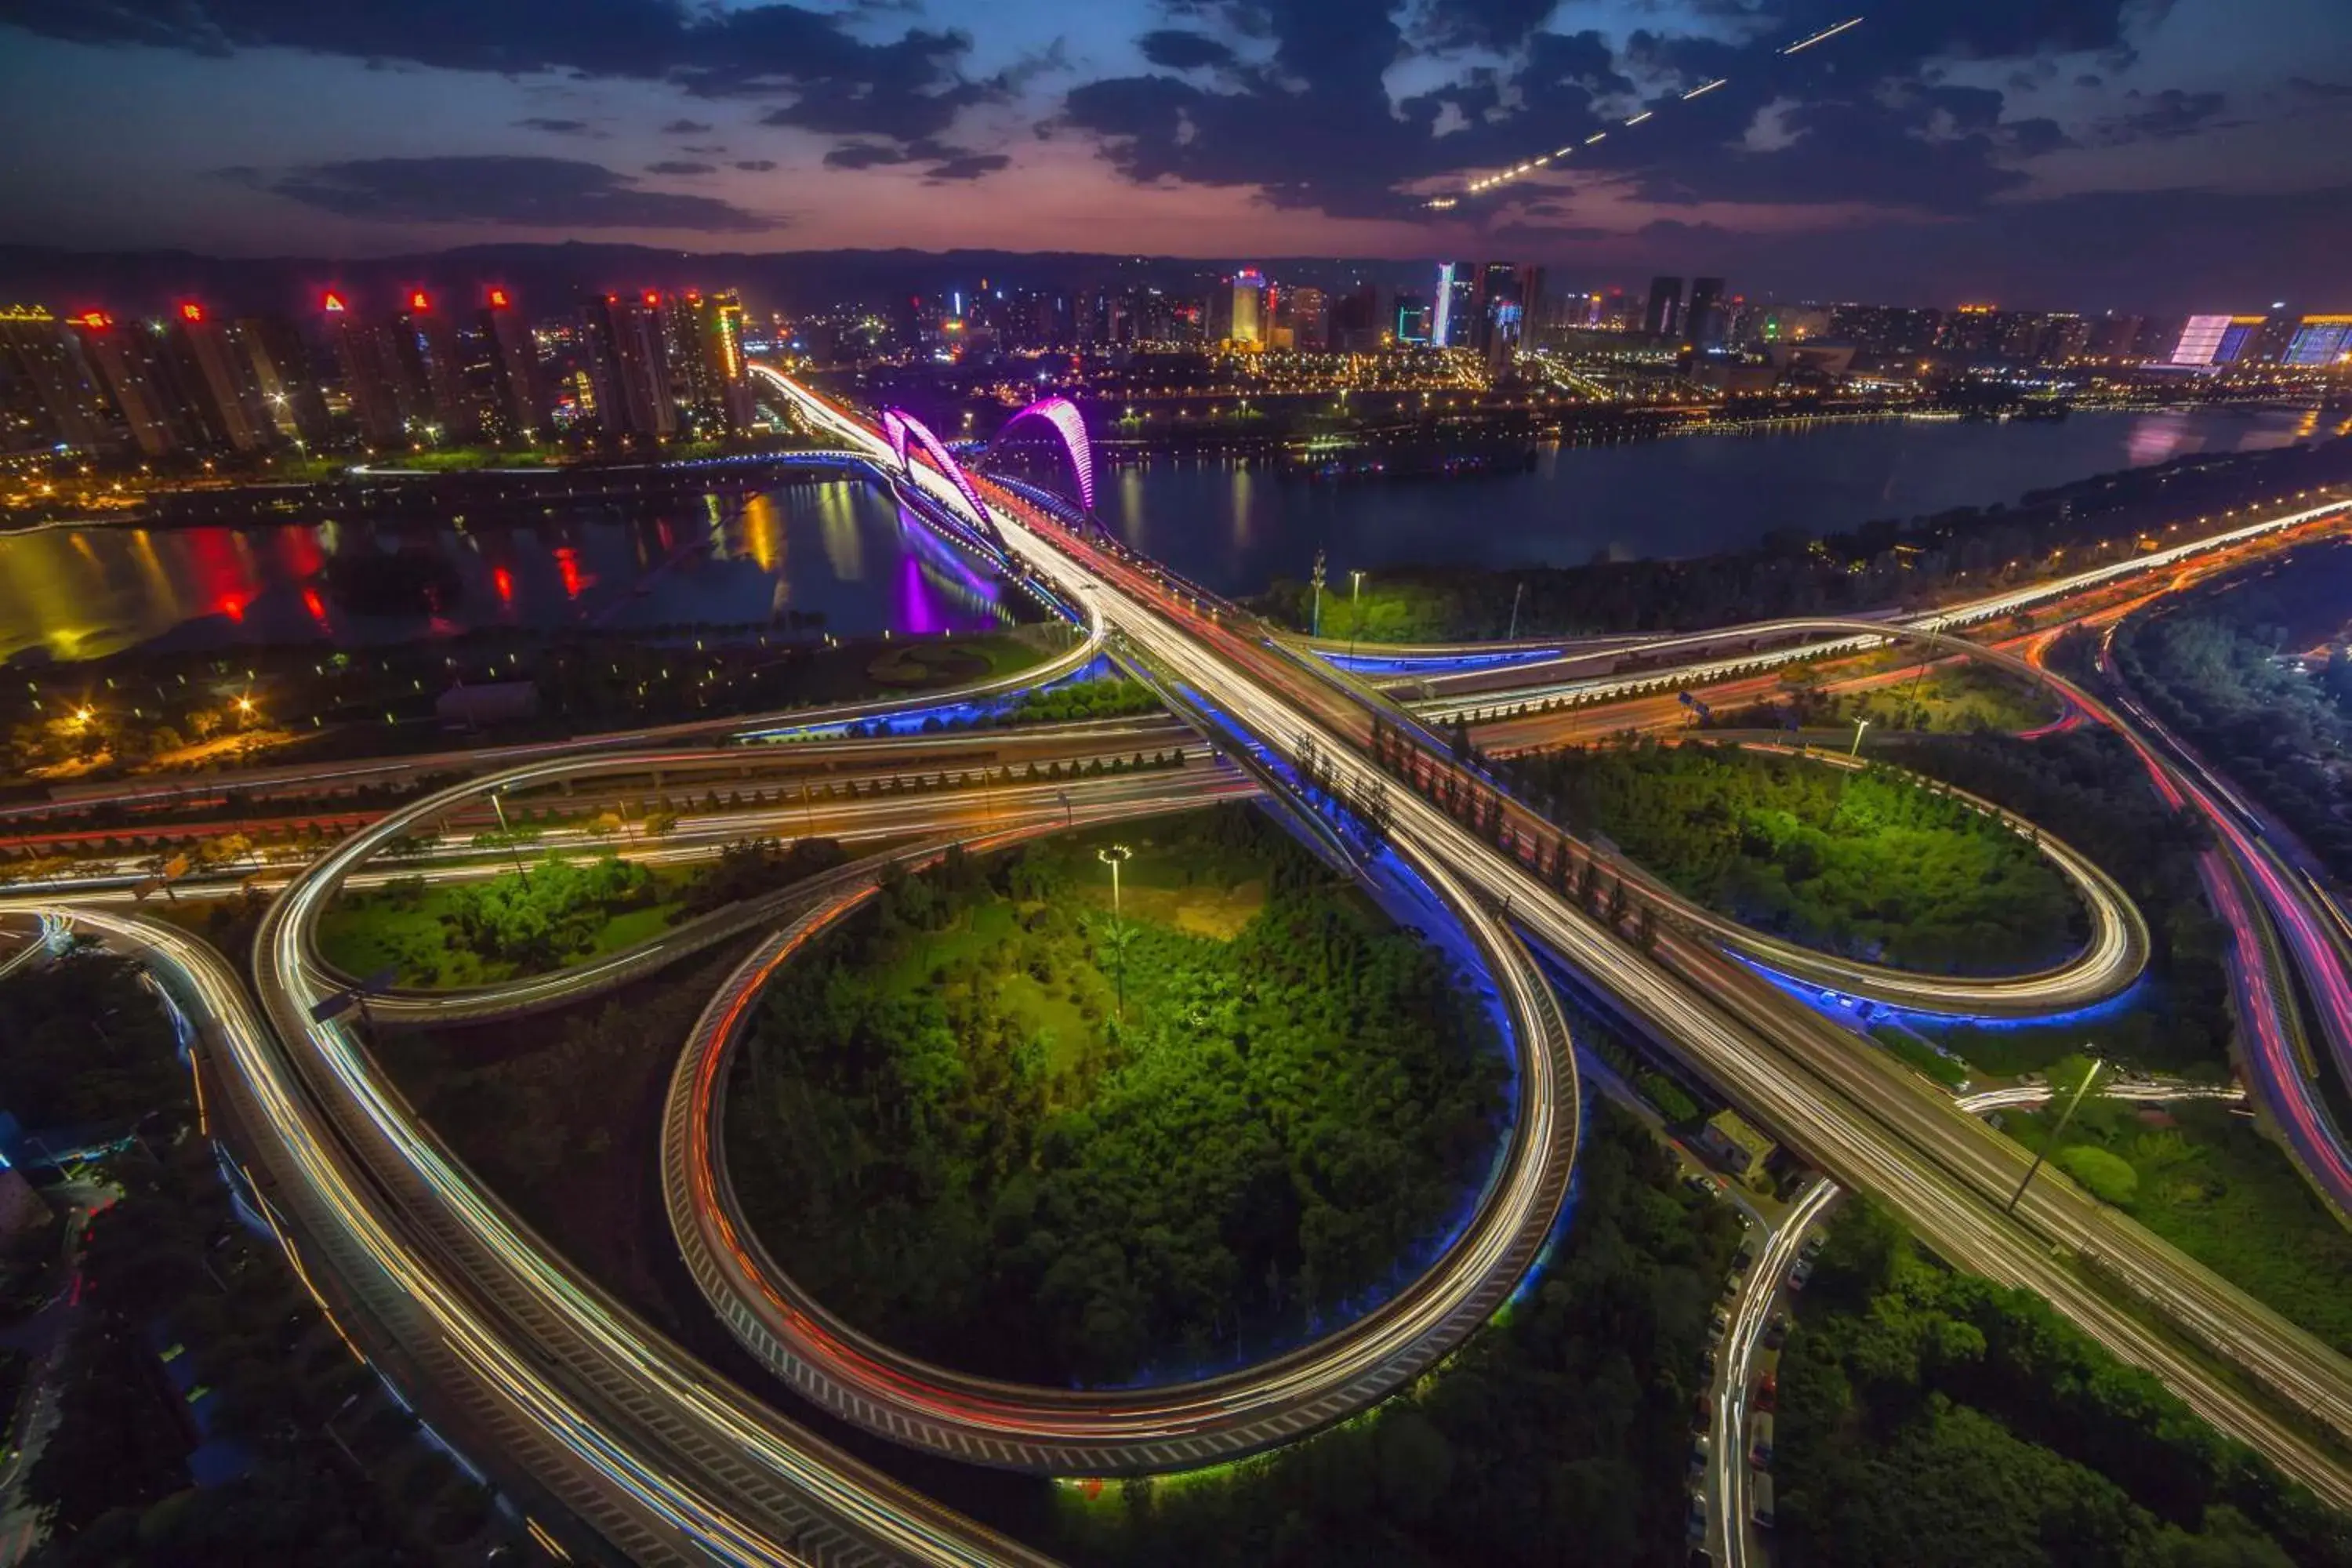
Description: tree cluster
727,808,1508,1386
1773,1201,2347,1568
434,851,654,970
0,943,183,1131
1511,739,2082,975
1048,1103,1744,1567
2114,538,2352,885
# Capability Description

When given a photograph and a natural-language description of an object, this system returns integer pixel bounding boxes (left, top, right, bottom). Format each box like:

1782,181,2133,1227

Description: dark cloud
1135,29,1234,71
2289,76,2352,99
2098,87,2235,142
644,159,716,175
241,154,773,231
8,1,993,147
679,143,727,153
821,136,1005,180
734,158,779,172
662,118,715,133
1417,0,1558,53
514,116,594,135
1061,0,2190,225
925,152,1009,180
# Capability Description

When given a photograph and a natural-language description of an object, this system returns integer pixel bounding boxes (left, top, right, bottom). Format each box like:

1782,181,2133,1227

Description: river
0,405,2327,664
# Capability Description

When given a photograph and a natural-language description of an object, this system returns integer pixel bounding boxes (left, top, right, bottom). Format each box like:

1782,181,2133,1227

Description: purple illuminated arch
886,408,993,531
985,396,1095,513
880,409,910,470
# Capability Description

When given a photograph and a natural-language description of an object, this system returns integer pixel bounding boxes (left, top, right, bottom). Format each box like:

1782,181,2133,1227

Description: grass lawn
1844,662,2063,734
316,864,688,988
863,630,1054,691
1909,992,2235,1080
2004,1096,2352,1354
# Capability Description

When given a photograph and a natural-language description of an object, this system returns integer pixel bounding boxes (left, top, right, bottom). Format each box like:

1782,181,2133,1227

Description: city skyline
0,0,2347,308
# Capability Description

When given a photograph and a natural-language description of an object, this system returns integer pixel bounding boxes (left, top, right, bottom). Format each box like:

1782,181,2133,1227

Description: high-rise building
1392,292,1429,345
2212,314,2267,365
2283,315,2352,367
1229,269,1266,348
583,292,677,438
69,313,178,457
2082,313,2146,361
1471,263,1519,354
239,315,332,446
1643,277,1684,341
165,303,272,452
323,292,417,445
677,289,753,432
1432,263,1477,347
1286,286,1329,352
0,305,118,452
1685,277,1726,350
2169,314,2235,367
2248,308,2301,364
398,290,481,441
477,286,550,442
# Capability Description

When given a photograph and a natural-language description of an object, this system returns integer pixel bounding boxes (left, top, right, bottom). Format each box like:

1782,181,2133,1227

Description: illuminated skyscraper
69,312,178,456
239,315,332,446
1229,269,1266,348
478,286,549,441
1286,286,1329,351
1644,276,1684,340
2283,315,2352,367
0,305,118,451
583,292,677,438
399,290,482,441
165,303,272,451
666,289,753,434
322,291,415,445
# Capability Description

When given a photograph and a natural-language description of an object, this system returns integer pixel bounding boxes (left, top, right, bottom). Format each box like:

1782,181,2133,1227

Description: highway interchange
5,368,2351,1564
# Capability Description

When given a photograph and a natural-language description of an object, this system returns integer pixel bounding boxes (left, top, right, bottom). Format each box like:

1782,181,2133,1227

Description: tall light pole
1849,716,1871,758
2007,1055,2103,1214
1310,548,1327,638
1348,569,1366,663
1097,844,1133,1019
1507,580,1526,641
488,789,530,887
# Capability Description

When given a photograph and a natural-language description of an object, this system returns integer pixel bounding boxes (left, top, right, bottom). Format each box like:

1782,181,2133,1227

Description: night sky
1,0,2347,308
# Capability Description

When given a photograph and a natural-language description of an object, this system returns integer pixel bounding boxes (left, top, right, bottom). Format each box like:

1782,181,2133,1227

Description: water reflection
0,479,1018,664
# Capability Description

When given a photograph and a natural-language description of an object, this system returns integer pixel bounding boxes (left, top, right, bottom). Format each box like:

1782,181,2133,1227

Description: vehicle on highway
1751,1472,1777,1530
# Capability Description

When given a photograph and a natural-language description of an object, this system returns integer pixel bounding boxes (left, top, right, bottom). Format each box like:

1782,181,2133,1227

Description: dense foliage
1775,1201,2347,1568
434,851,656,968
0,943,183,1130
1045,1102,1740,1566
1880,726,2233,1075
2116,539,2352,884
727,808,1508,1385
1508,740,2082,974
1002,675,1165,725
2008,1092,2352,1355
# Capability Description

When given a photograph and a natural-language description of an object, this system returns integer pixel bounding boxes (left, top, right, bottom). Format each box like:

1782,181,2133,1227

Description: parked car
1755,1370,1778,1411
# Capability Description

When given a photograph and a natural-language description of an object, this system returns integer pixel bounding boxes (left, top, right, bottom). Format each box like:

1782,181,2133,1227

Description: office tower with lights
1392,292,1429,345
0,305,119,451
665,289,753,434
1284,285,1329,352
1229,269,1266,348
1432,263,1475,347
2283,315,2352,367
1643,276,1684,340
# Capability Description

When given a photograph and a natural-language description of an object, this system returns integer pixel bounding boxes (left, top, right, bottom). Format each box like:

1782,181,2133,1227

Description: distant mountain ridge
0,241,1434,319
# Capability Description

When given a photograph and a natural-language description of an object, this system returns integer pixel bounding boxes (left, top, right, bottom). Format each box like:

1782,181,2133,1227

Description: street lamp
488,789,531,887
1097,844,1133,1018
1348,569,1367,663
1849,716,1871,758
2008,1055,2103,1214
